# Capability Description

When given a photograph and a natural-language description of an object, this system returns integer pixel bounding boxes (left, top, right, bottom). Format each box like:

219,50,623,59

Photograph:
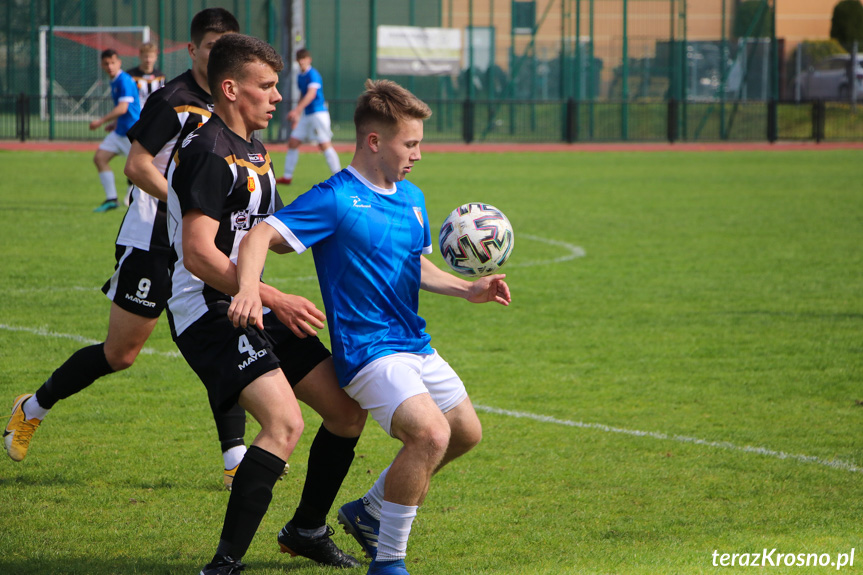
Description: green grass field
1,148,862,574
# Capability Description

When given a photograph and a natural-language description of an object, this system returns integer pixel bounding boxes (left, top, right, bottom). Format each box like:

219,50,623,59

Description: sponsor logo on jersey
231,210,268,231
248,176,256,192
413,207,424,226
351,195,371,208
232,209,250,231
124,293,157,308
247,153,265,163
238,348,268,370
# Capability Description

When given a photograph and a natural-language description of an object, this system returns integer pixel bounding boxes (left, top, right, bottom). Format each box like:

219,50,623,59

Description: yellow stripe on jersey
225,152,273,176
174,105,212,118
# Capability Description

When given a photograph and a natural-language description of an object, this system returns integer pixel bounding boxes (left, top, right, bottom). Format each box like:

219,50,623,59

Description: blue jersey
298,66,327,115
265,166,433,387
111,70,141,136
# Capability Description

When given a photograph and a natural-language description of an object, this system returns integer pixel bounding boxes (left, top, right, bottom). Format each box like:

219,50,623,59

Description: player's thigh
98,131,131,157
345,353,436,437
309,112,333,143
104,303,158,361
175,306,282,413
289,115,311,142
419,350,468,416
239,369,303,434
101,245,170,318
293,356,366,437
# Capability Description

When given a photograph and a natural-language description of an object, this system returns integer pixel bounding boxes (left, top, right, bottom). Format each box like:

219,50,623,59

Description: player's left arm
90,101,129,130
228,221,322,335
419,255,511,306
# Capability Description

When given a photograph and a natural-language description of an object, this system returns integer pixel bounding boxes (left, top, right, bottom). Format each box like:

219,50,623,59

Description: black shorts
174,301,331,411
101,245,171,318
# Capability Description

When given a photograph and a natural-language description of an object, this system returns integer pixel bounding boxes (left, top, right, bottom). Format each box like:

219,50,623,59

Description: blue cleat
337,498,380,559
368,559,409,574
93,199,118,213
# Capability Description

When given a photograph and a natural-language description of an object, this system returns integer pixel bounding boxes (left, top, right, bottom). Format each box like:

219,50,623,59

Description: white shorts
345,350,468,436
290,111,333,144
98,131,132,156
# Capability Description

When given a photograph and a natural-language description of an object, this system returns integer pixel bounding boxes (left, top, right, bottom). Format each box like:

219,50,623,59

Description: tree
831,0,863,52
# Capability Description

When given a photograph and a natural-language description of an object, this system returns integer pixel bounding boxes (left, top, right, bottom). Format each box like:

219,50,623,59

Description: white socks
376,500,418,562
223,445,247,470
283,148,299,179
282,147,340,178
324,146,341,174
23,395,49,420
363,465,389,520
99,170,118,201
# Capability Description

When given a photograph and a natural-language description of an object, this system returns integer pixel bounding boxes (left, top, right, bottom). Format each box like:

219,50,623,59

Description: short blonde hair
354,79,432,138
139,42,157,54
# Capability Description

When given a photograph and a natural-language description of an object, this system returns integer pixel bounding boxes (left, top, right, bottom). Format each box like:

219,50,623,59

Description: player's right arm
124,95,183,202
125,140,168,201
229,221,290,329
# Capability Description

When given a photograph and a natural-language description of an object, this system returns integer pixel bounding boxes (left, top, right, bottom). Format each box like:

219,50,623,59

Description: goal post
39,26,151,121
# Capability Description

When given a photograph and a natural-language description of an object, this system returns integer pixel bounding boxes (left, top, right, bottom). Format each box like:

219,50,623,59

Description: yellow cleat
4,394,41,462
224,460,289,490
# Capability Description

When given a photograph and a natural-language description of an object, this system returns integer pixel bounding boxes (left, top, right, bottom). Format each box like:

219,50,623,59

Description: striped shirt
166,114,282,337
120,70,213,253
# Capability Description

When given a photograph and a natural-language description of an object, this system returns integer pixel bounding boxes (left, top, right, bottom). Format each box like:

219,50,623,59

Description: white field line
473,404,863,475
0,324,181,358
507,233,586,268
2,322,857,475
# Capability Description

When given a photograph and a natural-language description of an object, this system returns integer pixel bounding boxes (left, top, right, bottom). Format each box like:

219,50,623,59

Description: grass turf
0,148,861,574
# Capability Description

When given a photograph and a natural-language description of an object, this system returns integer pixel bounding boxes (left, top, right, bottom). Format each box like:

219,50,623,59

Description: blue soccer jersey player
277,48,341,185
90,48,141,212
230,79,511,575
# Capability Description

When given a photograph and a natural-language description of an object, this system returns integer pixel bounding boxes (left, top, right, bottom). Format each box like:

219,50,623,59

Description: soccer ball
439,203,514,277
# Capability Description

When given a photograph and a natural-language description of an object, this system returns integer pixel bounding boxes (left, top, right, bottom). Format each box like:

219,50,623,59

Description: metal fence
2,0,862,143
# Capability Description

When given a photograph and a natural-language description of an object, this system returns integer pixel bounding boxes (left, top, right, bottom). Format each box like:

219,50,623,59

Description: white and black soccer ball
439,203,514,277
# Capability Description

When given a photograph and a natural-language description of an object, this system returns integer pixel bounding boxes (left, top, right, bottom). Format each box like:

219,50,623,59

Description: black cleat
200,555,246,575
278,522,361,568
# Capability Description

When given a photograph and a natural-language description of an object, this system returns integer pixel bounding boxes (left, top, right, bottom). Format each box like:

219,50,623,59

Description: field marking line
507,234,586,268
0,324,181,358
473,404,863,475
4,323,857,475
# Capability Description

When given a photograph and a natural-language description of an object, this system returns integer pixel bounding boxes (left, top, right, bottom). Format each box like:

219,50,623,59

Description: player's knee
452,421,482,454
413,423,451,460
104,348,137,371
323,407,366,438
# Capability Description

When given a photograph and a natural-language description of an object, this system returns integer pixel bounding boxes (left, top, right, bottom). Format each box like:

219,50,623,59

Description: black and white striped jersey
166,114,283,337
120,70,213,253
126,66,166,106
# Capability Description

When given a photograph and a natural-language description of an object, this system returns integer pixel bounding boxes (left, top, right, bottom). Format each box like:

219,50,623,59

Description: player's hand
89,119,101,131
228,289,264,330
287,108,300,128
466,274,511,306
267,292,326,338
104,121,116,132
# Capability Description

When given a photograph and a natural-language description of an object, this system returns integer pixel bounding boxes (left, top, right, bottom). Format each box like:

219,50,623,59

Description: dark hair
190,8,240,47
295,48,311,60
354,79,432,136
100,49,118,60
207,34,284,100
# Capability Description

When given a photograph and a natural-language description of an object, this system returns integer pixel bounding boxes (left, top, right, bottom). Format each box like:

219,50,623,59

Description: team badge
247,176,256,192
413,207,424,227
231,209,250,231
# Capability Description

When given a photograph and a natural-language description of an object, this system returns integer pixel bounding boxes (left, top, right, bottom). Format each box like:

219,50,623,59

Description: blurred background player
3,8,251,490
127,42,166,107
89,48,140,213
276,48,340,185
